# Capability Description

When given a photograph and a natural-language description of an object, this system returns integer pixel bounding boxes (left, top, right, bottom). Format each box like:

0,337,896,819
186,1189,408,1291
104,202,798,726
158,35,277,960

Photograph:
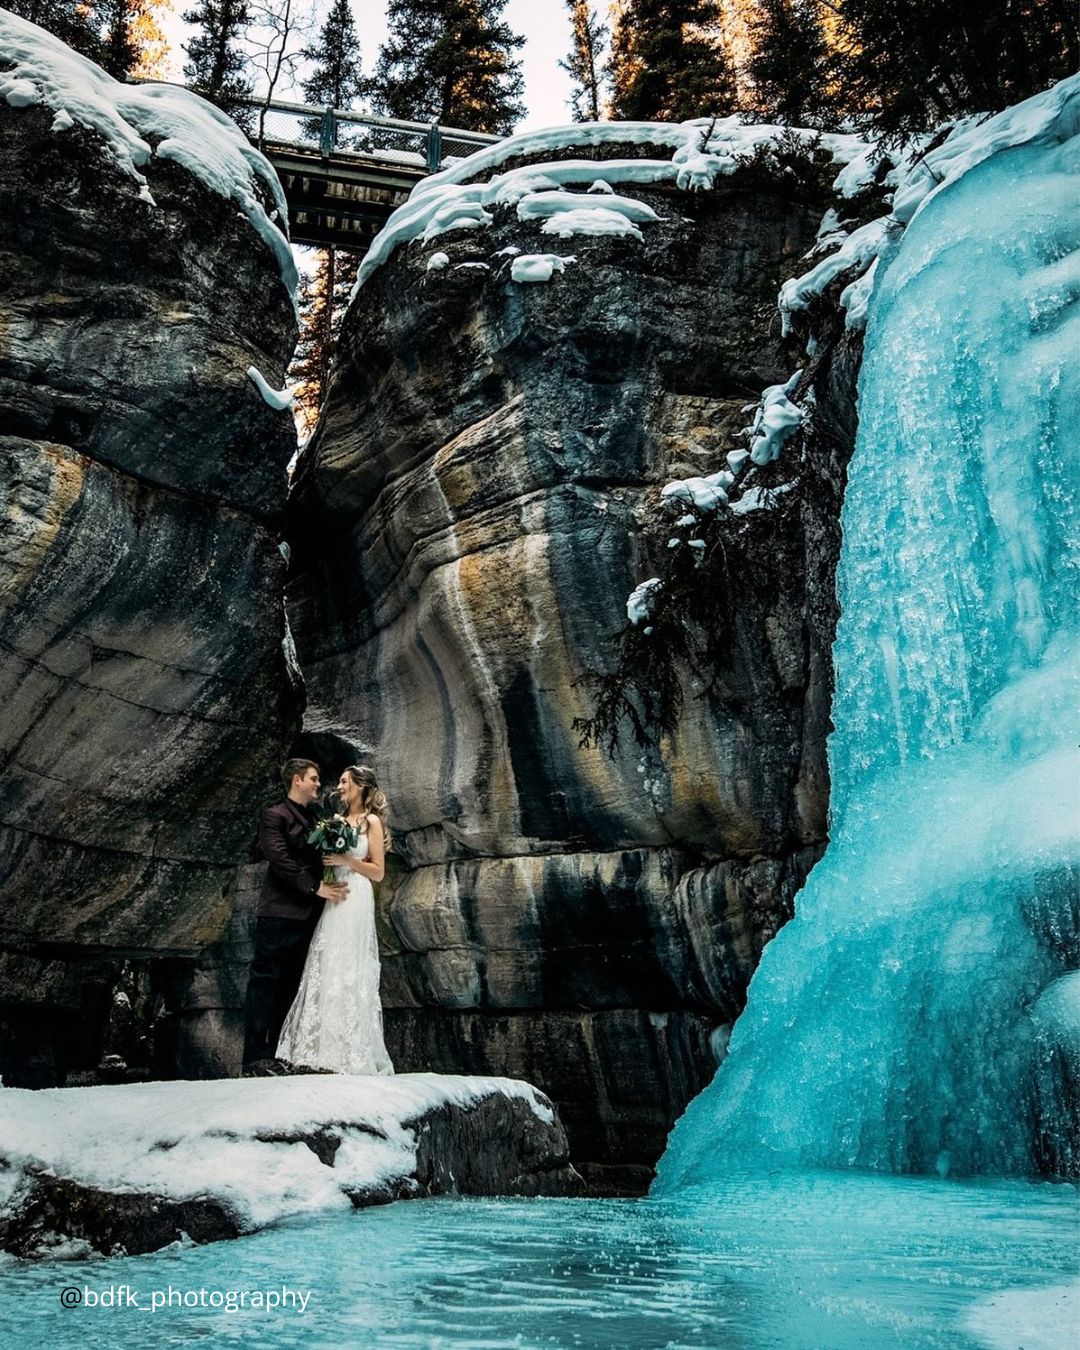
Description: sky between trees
160,0,575,129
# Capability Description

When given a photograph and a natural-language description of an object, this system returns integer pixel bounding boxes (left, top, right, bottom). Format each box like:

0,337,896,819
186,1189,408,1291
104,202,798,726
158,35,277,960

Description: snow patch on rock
659,371,805,516
781,74,1080,333
0,1074,557,1238
352,115,873,293
0,11,297,299
510,252,576,283
780,219,894,334
247,365,294,411
661,471,733,512
539,208,645,241
3,76,38,106
748,371,805,465
518,188,661,236
627,577,662,624
421,201,493,241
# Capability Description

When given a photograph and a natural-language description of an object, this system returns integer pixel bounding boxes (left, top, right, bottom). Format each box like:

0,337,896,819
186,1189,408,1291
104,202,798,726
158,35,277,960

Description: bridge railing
239,97,501,172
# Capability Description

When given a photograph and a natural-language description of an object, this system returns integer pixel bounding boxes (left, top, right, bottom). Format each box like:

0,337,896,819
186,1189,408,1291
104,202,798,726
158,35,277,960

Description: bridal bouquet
307,814,358,883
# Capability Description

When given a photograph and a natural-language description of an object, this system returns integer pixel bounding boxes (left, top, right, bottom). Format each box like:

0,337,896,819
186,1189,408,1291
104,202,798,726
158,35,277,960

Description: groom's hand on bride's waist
317,880,348,903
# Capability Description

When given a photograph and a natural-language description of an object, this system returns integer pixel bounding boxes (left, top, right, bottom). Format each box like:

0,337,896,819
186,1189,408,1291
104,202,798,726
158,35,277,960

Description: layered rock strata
0,81,299,1083
288,134,861,1188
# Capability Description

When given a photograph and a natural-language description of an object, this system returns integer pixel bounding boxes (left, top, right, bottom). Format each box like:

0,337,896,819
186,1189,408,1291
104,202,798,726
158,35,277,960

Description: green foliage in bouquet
307,815,358,883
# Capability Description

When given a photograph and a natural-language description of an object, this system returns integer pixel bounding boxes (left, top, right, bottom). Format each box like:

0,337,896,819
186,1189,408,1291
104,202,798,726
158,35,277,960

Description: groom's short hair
282,757,318,790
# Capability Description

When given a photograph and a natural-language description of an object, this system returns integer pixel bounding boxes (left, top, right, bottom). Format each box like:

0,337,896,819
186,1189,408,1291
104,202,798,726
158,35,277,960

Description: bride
276,765,394,1075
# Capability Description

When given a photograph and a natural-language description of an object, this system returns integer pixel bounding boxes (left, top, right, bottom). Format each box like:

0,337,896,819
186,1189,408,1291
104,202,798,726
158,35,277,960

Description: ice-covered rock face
656,79,1080,1189
0,31,300,1084
286,126,854,1185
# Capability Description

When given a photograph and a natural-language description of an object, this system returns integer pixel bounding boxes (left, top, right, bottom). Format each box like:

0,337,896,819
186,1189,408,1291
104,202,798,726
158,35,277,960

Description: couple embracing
241,758,394,1078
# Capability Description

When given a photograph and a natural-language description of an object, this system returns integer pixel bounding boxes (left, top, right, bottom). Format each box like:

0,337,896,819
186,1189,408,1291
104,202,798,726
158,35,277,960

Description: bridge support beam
425,124,442,174
319,106,337,159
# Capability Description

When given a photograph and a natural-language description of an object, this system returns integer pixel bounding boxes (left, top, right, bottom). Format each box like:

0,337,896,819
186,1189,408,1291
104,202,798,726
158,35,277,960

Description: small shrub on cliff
573,473,802,756
729,129,834,194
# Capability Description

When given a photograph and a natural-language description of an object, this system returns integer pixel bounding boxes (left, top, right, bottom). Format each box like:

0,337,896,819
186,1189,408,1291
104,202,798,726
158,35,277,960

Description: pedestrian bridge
240,97,500,251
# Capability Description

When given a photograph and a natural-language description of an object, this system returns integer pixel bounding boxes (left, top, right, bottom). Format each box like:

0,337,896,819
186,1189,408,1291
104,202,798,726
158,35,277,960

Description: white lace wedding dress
276,832,394,1075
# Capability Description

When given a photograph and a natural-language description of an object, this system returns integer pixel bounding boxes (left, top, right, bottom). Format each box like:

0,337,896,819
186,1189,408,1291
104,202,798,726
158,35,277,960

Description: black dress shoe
241,1058,287,1077
286,1063,336,1075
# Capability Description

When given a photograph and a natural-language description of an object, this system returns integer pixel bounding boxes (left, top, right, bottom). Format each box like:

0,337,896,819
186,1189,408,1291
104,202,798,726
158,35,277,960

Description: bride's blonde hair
342,765,391,847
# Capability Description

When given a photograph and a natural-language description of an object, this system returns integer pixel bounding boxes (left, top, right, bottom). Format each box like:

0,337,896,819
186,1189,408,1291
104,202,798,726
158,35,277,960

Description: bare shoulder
366,814,384,835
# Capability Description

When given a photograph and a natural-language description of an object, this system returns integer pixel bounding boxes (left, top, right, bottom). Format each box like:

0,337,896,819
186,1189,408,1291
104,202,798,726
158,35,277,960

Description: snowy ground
0,1075,556,1250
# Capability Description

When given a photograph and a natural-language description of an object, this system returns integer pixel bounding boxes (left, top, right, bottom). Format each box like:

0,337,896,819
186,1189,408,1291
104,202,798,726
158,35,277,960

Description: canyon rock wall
287,140,860,1189
0,95,299,1084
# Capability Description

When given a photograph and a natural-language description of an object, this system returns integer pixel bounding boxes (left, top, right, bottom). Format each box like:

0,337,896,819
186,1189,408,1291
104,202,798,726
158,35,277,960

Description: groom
241,758,347,1076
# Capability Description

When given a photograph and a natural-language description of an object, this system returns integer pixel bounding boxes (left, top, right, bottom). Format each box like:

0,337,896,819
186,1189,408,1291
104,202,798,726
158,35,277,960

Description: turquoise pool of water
1,1172,1075,1348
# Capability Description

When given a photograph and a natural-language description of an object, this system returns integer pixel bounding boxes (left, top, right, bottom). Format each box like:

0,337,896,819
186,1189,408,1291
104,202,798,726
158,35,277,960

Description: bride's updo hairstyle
343,765,391,846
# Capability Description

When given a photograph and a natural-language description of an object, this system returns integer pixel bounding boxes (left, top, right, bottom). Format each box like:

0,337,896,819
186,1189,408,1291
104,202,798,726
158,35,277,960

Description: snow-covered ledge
0,1075,584,1259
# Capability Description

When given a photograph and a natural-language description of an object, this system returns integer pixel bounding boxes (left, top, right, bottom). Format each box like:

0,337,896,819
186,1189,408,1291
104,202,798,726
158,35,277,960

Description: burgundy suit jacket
256,798,324,920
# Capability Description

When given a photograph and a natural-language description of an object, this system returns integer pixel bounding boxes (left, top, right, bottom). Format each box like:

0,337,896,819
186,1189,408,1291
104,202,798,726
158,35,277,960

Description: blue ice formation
655,80,1080,1189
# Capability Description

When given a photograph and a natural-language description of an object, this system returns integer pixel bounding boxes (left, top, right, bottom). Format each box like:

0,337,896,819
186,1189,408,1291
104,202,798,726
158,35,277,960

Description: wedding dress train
276,833,394,1074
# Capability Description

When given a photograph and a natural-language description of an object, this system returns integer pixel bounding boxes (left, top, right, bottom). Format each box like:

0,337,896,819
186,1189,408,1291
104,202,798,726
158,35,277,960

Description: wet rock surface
0,1174,245,1260
0,76,867,1189
0,97,299,1085
287,142,859,1187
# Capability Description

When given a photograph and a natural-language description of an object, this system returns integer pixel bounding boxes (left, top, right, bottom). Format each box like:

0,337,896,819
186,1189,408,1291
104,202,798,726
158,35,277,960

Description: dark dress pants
242,911,320,1067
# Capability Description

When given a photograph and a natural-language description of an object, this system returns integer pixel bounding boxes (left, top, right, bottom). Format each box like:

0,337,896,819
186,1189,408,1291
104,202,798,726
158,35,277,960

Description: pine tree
560,1,608,122
7,0,99,59
830,0,1078,138
183,0,253,121
302,0,364,108
128,0,172,77
371,0,525,135
11,0,171,79
608,0,736,123
288,1,366,425
95,0,173,80
97,0,140,77
745,0,836,127
300,0,364,147
290,247,360,431
291,254,333,432
130,0,172,77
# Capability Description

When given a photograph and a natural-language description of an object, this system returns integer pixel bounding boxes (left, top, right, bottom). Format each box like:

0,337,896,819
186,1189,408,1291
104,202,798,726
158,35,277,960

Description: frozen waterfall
655,82,1080,1189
